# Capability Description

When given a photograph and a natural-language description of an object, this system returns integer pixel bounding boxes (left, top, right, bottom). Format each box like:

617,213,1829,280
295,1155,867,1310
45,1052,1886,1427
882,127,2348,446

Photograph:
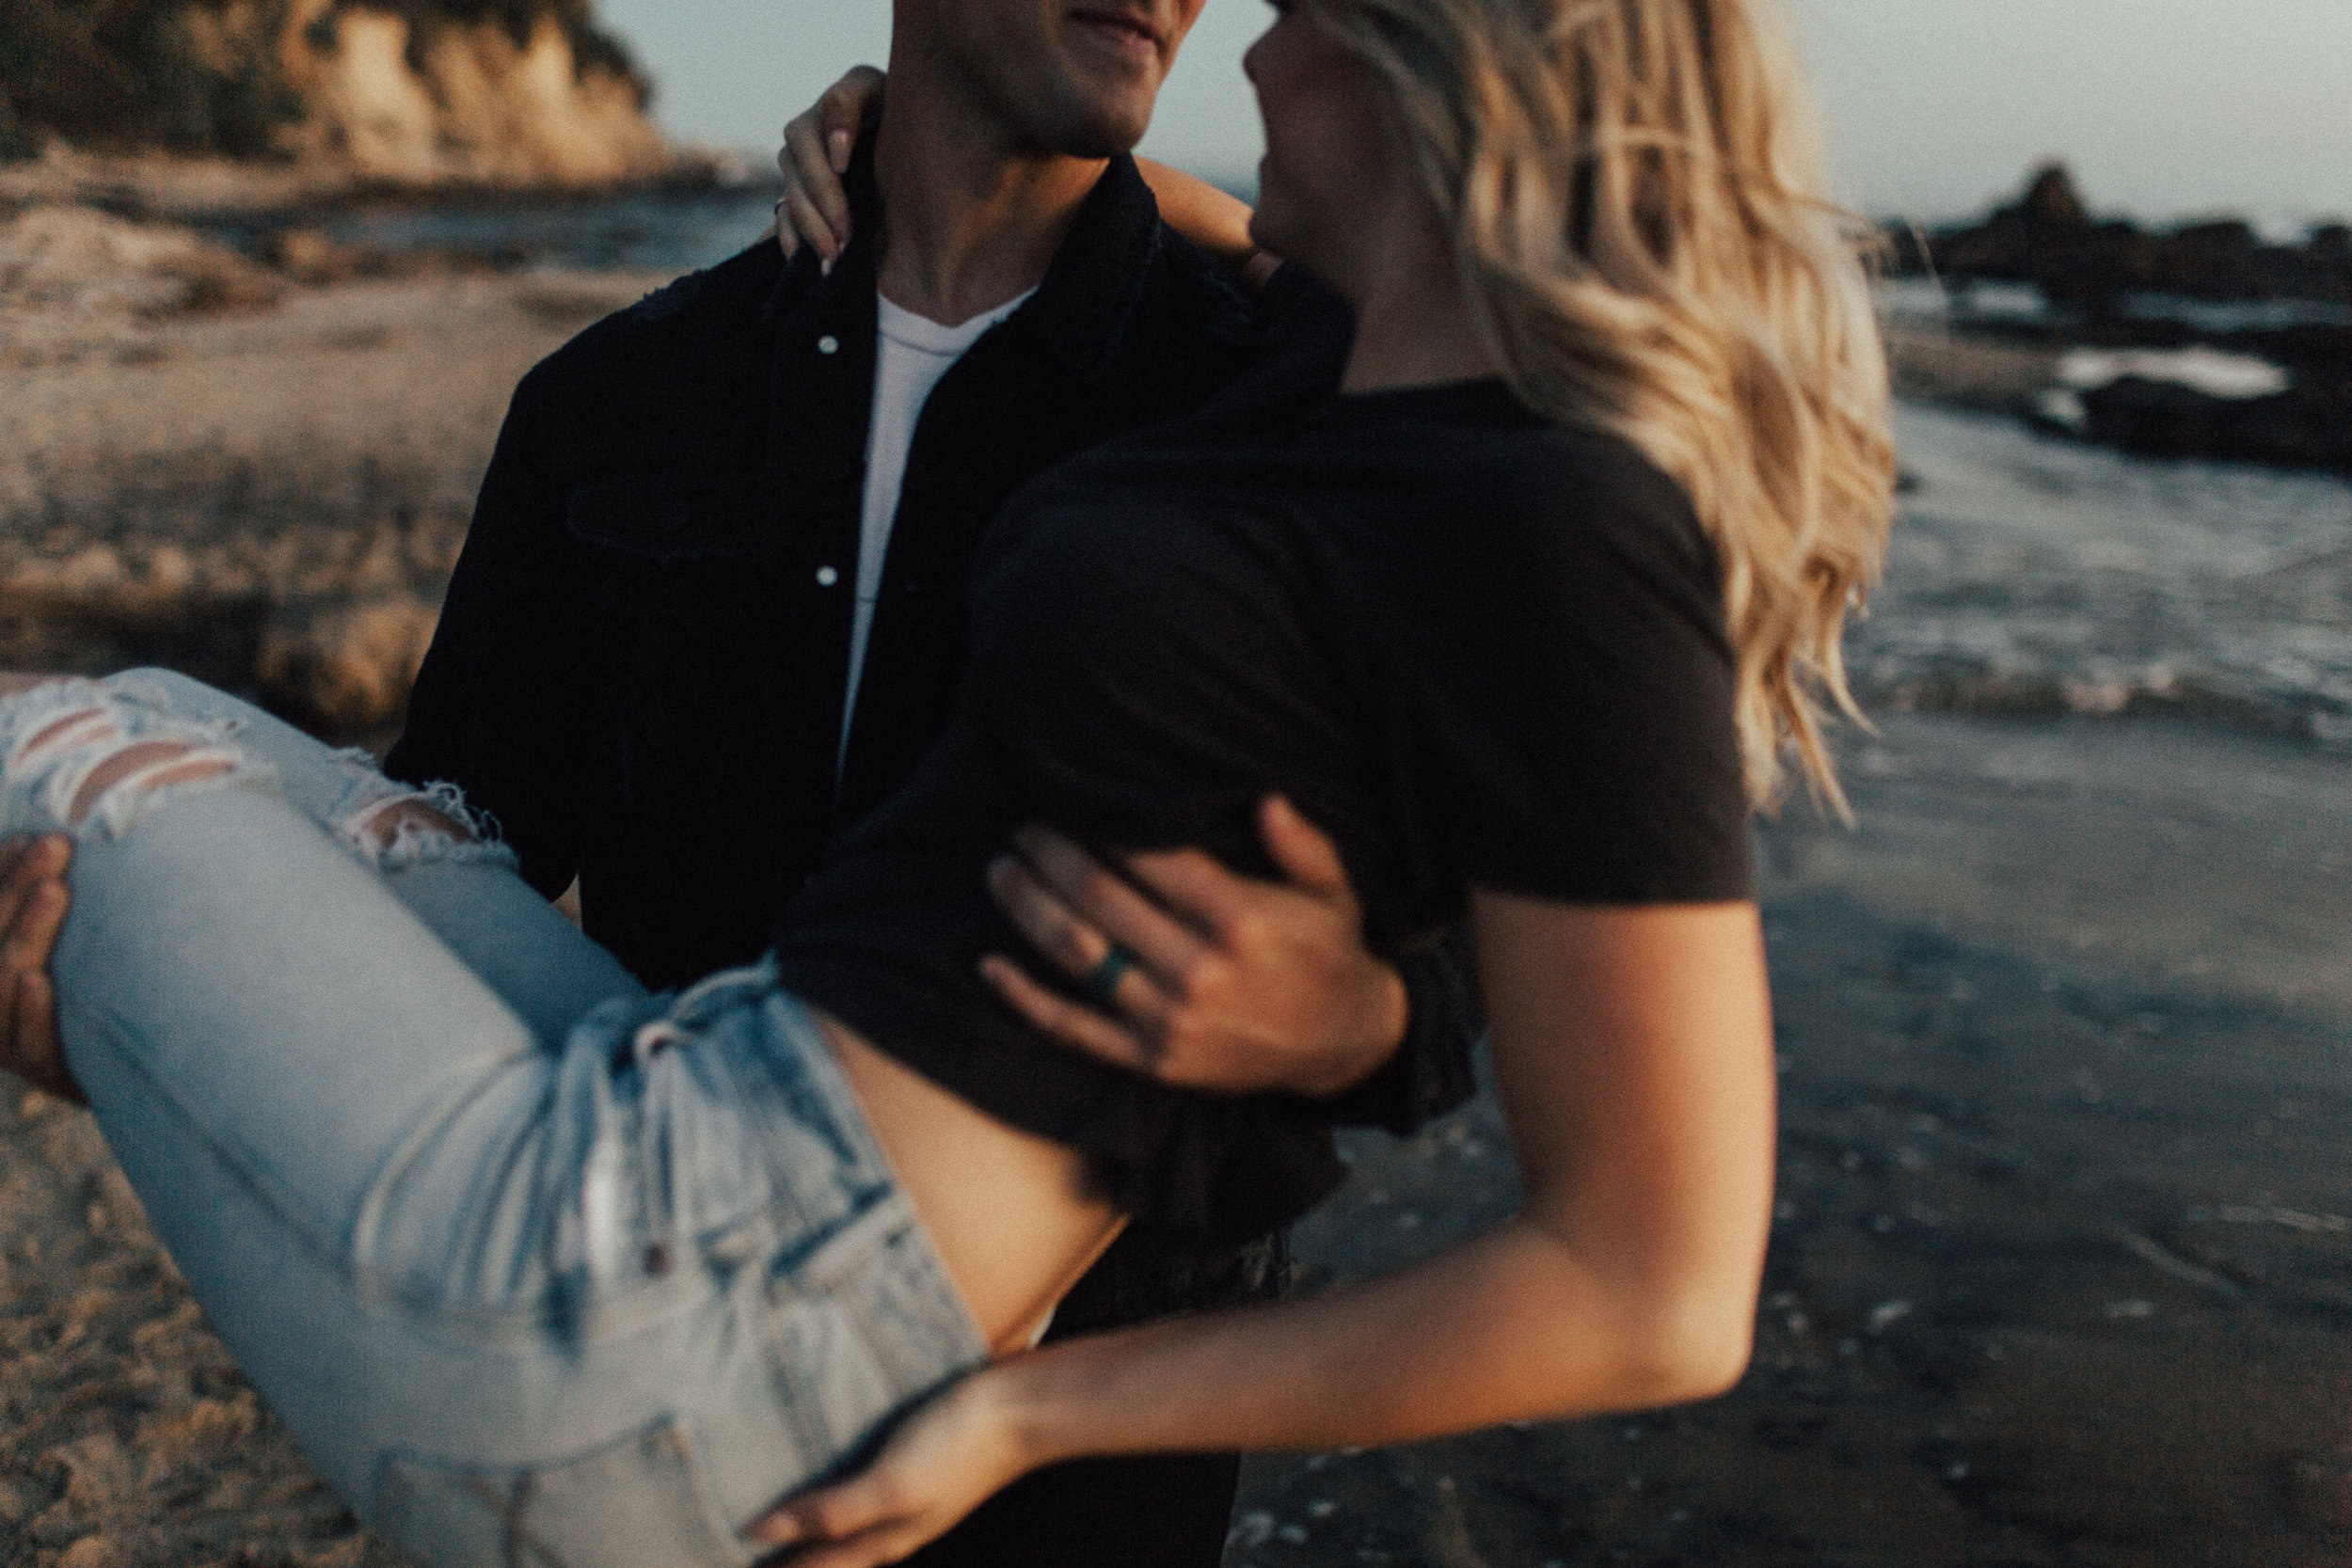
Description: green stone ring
1086,943,1139,1007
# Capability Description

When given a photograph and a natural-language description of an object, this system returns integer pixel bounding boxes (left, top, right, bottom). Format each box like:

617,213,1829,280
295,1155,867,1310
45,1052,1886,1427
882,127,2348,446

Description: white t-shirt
838,288,1036,774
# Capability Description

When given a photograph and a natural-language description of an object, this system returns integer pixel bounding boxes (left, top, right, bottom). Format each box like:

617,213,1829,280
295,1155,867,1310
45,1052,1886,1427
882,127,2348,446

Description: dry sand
2,203,667,742
2,221,2345,1566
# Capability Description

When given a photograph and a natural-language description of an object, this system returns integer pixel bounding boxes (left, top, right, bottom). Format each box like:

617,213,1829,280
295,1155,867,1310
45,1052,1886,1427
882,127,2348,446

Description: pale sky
595,0,2352,230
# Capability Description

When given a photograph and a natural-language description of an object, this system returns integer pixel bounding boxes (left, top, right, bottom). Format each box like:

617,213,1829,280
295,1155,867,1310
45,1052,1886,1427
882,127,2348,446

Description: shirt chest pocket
565,475,780,564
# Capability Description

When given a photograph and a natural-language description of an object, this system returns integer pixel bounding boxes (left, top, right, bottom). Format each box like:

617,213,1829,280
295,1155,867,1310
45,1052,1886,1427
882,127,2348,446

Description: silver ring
1085,943,1138,1007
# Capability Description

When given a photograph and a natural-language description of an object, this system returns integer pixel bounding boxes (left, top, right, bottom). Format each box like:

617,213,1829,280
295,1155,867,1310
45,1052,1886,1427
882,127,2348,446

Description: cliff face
0,0,668,184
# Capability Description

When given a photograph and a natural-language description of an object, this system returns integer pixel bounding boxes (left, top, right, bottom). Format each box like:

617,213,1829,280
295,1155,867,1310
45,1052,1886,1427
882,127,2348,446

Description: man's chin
1019,74,1158,160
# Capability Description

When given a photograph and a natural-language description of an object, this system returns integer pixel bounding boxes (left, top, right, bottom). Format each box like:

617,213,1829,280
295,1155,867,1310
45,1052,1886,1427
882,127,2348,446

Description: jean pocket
375,1417,743,1568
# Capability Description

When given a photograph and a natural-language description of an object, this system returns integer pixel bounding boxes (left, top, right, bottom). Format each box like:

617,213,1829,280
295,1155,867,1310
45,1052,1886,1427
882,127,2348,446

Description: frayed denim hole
61,744,264,842
338,785,518,876
13,708,122,769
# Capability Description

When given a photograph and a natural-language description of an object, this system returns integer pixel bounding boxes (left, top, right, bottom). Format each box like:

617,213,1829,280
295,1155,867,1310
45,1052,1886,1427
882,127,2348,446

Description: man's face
901,0,1210,157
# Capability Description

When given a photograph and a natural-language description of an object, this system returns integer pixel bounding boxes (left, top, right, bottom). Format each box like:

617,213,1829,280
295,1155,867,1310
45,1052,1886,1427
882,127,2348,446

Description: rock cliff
0,0,668,185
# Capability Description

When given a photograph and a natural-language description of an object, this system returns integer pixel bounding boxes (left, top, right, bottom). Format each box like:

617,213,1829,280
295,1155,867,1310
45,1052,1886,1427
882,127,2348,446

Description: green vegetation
0,0,647,163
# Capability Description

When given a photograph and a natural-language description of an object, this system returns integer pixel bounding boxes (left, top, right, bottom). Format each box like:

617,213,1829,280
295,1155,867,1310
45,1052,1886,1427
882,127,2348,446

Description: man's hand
0,833,78,1104
979,796,1407,1099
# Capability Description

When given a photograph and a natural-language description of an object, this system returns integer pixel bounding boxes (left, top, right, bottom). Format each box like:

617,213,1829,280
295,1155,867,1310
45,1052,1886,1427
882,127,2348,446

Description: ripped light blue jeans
0,670,984,1568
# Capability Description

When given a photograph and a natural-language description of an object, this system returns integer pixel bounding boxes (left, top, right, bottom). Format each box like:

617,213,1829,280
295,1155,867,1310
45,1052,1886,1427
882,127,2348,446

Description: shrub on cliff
0,0,649,166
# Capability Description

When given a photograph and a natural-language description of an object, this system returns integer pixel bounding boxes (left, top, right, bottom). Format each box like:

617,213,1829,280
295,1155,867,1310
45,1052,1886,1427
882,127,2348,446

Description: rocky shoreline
1886,166,2352,473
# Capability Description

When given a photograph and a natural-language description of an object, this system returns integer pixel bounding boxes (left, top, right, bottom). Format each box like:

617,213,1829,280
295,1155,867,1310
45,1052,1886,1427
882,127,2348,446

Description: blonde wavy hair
1315,0,1896,810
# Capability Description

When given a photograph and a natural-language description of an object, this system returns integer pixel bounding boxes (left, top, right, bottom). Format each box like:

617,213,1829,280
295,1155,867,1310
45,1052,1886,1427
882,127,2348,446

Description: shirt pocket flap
565,477,775,562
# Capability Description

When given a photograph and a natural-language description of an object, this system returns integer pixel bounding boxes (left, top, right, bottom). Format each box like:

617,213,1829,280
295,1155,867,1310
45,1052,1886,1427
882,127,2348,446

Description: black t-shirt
771,291,1751,1243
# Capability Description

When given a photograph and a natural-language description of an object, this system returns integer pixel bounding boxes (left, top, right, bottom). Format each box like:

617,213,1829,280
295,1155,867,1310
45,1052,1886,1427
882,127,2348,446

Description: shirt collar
766,134,1164,388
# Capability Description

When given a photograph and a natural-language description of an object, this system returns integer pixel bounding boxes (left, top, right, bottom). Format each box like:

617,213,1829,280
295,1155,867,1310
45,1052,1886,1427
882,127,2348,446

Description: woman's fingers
745,1472,914,1560
783,114,851,254
782,181,840,268
818,64,887,151
776,129,839,264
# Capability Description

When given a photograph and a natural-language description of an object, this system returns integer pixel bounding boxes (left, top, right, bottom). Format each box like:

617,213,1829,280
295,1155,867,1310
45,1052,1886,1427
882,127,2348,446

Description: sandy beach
1,205,2345,1567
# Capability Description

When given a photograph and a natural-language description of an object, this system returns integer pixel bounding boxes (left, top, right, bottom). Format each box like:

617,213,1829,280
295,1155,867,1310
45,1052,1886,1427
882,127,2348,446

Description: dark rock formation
1895,162,2352,310
2075,376,2352,472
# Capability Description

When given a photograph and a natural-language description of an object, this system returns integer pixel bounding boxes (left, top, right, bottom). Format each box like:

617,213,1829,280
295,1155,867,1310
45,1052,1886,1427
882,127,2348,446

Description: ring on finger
1085,942,1139,1008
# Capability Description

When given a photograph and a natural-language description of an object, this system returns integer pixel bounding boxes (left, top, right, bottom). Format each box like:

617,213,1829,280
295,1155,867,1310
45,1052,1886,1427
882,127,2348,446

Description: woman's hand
775,66,885,270
746,1370,1032,1568
978,796,1407,1099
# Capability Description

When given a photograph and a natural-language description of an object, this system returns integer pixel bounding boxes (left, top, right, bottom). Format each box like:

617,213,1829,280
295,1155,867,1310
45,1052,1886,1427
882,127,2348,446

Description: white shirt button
816,565,840,587
817,335,839,355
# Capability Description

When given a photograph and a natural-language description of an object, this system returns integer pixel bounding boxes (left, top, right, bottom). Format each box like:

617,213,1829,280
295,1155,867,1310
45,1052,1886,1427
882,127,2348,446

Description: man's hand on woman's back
979,796,1409,1100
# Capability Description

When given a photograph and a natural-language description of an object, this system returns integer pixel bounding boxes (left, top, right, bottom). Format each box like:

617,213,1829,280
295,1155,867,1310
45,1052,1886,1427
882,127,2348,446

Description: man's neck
870,53,1107,325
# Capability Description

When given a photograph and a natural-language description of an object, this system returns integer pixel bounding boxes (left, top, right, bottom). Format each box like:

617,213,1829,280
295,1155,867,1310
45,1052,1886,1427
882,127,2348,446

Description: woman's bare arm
754,895,1777,1564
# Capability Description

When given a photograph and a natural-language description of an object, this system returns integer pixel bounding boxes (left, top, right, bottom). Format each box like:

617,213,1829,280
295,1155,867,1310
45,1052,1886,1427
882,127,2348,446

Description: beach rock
1899,162,2352,308
2,0,669,188
2075,376,2352,472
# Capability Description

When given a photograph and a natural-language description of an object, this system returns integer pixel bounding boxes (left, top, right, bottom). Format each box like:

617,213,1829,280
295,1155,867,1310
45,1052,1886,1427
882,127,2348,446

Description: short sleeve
1398,433,1754,904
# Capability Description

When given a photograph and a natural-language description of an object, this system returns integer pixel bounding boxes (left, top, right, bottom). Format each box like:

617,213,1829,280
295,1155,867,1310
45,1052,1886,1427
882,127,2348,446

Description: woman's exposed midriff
818,1014,1127,1355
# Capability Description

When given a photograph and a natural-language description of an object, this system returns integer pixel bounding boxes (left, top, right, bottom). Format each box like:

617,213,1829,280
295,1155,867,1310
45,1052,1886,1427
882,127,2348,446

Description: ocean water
1862,402,2352,748
218,184,787,275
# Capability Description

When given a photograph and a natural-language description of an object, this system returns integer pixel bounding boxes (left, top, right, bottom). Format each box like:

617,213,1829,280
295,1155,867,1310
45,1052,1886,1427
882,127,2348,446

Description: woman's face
1244,1,1407,299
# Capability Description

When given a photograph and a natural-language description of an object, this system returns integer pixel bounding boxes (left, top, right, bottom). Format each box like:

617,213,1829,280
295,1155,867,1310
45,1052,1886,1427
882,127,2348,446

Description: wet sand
1234,715,2351,1567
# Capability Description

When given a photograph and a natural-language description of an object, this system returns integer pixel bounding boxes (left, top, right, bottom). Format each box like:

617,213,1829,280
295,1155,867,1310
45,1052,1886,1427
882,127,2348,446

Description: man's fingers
986,854,1109,978
0,835,69,933
1257,794,1352,900
1009,828,1204,975
977,956,1165,1076
1119,844,1261,940
13,971,77,1104
4,877,68,966
987,850,1190,1005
